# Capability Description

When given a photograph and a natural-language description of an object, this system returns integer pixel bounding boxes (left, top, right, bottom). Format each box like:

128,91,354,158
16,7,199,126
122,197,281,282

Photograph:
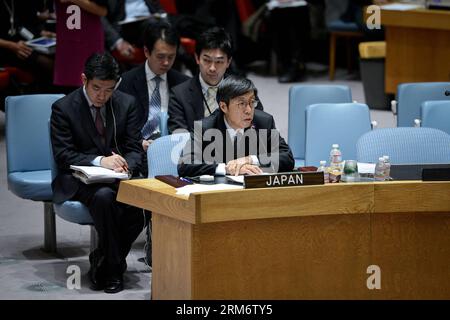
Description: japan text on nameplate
244,172,324,189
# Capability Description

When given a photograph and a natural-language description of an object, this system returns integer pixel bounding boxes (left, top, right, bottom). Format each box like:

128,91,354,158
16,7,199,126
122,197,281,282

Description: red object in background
0,70,10,90
3,67,34,84
112,46,146,65
298,166,318,172
159,0,197,56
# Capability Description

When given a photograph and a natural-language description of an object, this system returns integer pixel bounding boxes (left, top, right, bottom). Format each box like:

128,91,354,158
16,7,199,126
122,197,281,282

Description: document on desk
267,0,307,10
176,183,243,196
380,3,424,11
70,165,129,184
357,163,376,174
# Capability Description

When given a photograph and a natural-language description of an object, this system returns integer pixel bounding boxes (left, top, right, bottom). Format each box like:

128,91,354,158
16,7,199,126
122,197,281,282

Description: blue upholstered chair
147,132,190,178
288,85,352,167
5,94,64,252
48,122,97,252
396,82,450,127
304,103,372,166
356,127,450,164
420,100,450,135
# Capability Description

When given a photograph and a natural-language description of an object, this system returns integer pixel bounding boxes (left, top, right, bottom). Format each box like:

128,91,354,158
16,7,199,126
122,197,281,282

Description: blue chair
420,100,450,135
5,94,64,252
396,82,450,127
147,132,191,178
48,122,97,252
357,127,450,164
288,85,353,167
304,103,372,166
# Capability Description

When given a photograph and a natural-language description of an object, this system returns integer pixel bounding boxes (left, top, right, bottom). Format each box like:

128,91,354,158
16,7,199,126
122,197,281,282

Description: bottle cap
332,144,339,148
378,157,385,161
319,160,326,166
383,155,390,161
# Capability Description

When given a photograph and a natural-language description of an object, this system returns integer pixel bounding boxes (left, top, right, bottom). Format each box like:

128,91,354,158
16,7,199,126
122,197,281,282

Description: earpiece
114,77,122,90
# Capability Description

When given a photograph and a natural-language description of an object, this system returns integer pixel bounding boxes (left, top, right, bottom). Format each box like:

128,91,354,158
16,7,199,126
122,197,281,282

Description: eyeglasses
235,99,259,110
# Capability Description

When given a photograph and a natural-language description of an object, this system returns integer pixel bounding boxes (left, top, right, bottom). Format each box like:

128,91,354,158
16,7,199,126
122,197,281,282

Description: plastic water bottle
328,144,343,182
374,157,386,181
330,143,342,172
317,160,329,183
383,155,391,180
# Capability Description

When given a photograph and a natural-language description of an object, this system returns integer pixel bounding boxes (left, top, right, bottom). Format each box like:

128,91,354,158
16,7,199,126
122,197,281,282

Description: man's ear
194,53,200,65
219,101,228,113
143,46,150,58
81,73,87,86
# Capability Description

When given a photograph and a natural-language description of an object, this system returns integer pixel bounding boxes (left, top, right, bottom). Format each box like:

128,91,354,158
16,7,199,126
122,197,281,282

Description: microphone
445,90,450,96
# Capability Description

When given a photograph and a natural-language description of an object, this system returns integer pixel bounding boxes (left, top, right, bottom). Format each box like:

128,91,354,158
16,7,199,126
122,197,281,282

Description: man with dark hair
51,53,145,294
118,21,189,175
178,75,294,177
168,27,264,133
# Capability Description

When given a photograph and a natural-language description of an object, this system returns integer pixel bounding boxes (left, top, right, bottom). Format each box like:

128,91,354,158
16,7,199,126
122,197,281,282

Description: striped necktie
142,76,162,139
204,86,218,116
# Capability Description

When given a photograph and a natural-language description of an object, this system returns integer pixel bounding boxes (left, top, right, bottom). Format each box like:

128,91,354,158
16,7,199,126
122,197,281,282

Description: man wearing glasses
178,75,294,177
168,27,264,133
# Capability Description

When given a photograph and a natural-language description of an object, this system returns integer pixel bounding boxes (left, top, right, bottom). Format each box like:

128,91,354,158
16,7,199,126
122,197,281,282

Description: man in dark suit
118,21,189,175
51,53,145,294
168,27,264,134
102,0,165,57
178,75,294,177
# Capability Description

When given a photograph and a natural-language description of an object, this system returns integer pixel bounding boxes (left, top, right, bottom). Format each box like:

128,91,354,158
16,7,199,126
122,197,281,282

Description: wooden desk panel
118,179,450,299
380,9,450,93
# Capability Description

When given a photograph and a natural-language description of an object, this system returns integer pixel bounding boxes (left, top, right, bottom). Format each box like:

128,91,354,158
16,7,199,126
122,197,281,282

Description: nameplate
244,172,324,189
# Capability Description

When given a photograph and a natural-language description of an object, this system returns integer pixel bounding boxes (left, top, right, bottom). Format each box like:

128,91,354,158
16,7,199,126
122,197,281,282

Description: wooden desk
381,8,450,93
117,179,450,299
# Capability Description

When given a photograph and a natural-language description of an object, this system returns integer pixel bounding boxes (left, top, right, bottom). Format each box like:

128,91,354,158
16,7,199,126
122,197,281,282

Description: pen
111,151,128,172
180,177,193,184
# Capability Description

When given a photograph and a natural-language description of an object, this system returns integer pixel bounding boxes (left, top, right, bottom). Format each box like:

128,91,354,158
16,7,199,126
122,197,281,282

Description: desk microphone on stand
445,90,450,96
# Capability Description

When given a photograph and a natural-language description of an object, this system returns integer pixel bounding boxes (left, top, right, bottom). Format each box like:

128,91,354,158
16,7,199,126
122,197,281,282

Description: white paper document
267,0,307,10
176,183,243,196
380,3,424,11
357,163,376,175
70,165,129,184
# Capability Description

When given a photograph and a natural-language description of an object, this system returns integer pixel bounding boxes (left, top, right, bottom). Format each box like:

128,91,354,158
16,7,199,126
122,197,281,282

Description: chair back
305,103,372,166
421,100,450,135
6,94,64,174
288,85,352,165
397,82,450,127
147,132,190,178
357,127,450,164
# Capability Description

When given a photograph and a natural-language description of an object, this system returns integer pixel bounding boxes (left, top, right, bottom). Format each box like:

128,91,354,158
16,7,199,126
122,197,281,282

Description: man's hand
100,154,129,172
12,41,33,60
116,40,135,59
226,156,263,176
142,139,153,152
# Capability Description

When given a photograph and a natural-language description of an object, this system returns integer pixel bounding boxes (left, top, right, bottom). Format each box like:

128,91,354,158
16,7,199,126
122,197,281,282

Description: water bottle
330,143,342,172
374,157,386,181
317,160,329,183
328,144,343,182
383,155,391,180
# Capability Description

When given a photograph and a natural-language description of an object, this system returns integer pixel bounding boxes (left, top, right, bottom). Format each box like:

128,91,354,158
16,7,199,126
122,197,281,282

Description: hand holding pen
100,152,128,173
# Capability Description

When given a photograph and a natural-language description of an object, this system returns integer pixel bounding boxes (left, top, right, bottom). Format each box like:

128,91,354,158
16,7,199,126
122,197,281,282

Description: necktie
205,86,218,116
142,76,162,139
94,107,105,145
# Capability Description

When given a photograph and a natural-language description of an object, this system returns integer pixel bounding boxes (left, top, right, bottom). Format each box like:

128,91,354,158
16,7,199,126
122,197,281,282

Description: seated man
168,27,264,133
178,75,294,177
118,21,190,175
51,53,145,294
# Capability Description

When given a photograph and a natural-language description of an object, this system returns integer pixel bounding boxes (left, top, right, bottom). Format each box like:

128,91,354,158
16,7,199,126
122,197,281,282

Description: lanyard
3,0,16,36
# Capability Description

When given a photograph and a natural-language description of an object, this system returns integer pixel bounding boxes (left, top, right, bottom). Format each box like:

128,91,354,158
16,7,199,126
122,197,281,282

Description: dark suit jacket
102,0,164,49
118,64,190,131
168,75,264,133
178,109,294,177
50,88,142,203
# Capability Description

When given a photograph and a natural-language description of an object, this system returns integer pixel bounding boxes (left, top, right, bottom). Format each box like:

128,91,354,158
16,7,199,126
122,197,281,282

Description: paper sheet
176,183,243,196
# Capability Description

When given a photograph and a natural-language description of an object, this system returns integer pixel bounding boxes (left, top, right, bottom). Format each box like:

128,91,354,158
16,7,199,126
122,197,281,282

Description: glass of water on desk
341,160,359,182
